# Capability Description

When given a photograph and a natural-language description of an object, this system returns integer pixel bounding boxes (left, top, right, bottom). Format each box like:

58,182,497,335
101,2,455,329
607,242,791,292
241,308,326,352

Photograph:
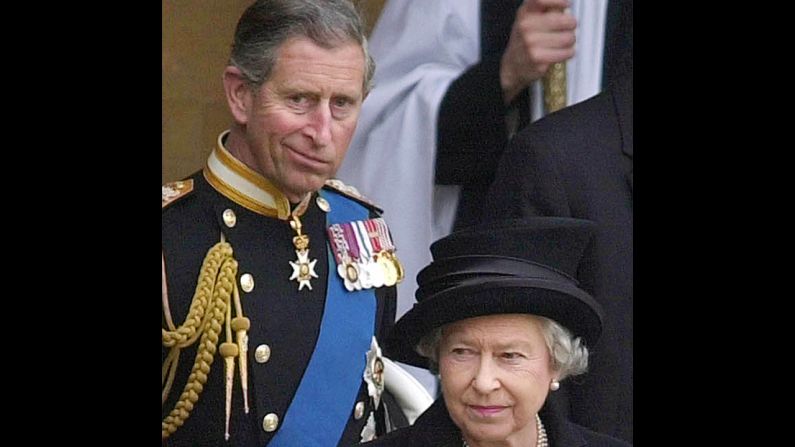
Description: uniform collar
203,130,292,219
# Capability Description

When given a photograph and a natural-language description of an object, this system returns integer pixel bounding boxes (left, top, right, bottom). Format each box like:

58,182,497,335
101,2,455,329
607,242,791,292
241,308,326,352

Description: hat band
416,255,578,301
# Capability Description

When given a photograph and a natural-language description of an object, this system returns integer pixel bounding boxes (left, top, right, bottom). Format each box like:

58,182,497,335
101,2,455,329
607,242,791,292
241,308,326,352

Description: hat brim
384,278,604,369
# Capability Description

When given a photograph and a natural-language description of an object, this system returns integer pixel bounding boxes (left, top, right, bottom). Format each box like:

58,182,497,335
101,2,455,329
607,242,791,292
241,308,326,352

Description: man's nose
306,104,332,147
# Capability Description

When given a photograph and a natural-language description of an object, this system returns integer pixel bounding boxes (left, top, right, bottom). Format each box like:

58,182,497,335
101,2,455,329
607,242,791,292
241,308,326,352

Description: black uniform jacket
485,75,633,441
162,165,399,446
362,396,631,447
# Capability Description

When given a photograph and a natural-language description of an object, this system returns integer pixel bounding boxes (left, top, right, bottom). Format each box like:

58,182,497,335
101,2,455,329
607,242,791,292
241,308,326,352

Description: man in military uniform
161,1,409,445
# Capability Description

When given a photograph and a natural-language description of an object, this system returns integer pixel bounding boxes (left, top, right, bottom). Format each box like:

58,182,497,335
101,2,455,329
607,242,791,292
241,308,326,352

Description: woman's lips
469,405,507,417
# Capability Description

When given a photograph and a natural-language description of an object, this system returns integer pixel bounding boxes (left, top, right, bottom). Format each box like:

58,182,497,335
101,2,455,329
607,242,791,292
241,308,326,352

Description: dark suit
435,0,633,230
363,396,631,447
162,171,404,446
484,75,633,441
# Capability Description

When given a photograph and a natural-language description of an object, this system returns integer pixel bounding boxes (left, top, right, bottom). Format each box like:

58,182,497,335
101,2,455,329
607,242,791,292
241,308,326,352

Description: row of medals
327,219,404,291
341,250,403,290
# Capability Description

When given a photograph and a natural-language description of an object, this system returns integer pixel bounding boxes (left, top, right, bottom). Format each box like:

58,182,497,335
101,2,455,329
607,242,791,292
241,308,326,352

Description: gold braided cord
161,241,239,440
162,242,234,348
163,252,176,331
162,347,180,405
162,252,180,404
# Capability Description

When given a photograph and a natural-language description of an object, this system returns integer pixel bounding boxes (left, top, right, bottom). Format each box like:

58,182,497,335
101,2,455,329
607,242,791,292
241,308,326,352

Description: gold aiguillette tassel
231,283,251,413
220,301,239,441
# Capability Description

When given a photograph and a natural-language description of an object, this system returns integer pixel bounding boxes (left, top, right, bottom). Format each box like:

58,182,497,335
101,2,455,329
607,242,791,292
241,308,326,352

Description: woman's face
439,314,556,445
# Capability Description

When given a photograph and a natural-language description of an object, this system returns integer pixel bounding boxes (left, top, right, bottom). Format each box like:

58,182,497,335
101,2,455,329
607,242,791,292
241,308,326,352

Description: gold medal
337,261,359,292
391,253,405,283
345,262,359,283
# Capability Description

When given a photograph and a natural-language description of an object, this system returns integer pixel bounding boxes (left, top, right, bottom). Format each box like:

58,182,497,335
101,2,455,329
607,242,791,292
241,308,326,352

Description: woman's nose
471,357,500,394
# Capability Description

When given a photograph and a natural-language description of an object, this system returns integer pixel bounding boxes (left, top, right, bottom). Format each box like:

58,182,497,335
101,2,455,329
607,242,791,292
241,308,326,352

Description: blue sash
269,190,376,446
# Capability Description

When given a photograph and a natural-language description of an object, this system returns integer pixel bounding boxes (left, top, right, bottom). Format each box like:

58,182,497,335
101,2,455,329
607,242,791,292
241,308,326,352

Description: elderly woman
365,218,631,447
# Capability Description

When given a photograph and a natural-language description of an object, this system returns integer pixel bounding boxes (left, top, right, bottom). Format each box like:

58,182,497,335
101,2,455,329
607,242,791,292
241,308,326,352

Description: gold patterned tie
542,62,567,114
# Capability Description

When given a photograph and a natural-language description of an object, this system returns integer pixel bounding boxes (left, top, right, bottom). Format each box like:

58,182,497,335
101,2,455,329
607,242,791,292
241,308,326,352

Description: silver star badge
289,249,318,291
363,336,385,409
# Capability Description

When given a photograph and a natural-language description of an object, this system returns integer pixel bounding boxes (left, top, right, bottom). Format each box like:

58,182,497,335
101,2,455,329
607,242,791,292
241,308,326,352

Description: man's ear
223,66,252,125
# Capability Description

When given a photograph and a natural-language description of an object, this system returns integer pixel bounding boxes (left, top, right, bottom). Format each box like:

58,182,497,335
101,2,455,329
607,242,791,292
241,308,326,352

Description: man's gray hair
229,0,375,93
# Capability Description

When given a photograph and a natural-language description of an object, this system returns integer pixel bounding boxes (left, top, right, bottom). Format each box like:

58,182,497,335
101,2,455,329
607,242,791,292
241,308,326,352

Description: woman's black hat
385,217,605,369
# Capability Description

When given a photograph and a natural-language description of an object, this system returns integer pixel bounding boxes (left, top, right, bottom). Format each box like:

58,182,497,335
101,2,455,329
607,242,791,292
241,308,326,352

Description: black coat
162,172,400,446
435,0,633,231
363,396,631,447
484,75,633,441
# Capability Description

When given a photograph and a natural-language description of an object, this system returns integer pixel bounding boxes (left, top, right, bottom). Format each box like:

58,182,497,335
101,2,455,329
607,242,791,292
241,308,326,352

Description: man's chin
284,176,328,200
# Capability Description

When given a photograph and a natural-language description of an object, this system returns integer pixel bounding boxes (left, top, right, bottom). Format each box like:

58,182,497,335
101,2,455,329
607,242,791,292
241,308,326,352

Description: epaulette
162,179,194,209
324,178,383,214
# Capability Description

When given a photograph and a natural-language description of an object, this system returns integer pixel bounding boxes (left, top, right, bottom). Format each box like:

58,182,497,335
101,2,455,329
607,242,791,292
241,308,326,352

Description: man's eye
333,98,351,108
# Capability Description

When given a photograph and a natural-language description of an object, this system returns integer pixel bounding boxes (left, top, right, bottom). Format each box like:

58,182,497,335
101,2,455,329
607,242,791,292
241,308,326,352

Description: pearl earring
550,380,560,391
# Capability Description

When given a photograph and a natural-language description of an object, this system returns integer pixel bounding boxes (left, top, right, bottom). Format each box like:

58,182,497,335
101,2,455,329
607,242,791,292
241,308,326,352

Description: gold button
354,401,365,420
262,413,279,432
316,196,331,212
254,344,271,363
240,273,254,293
222,209,237,228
